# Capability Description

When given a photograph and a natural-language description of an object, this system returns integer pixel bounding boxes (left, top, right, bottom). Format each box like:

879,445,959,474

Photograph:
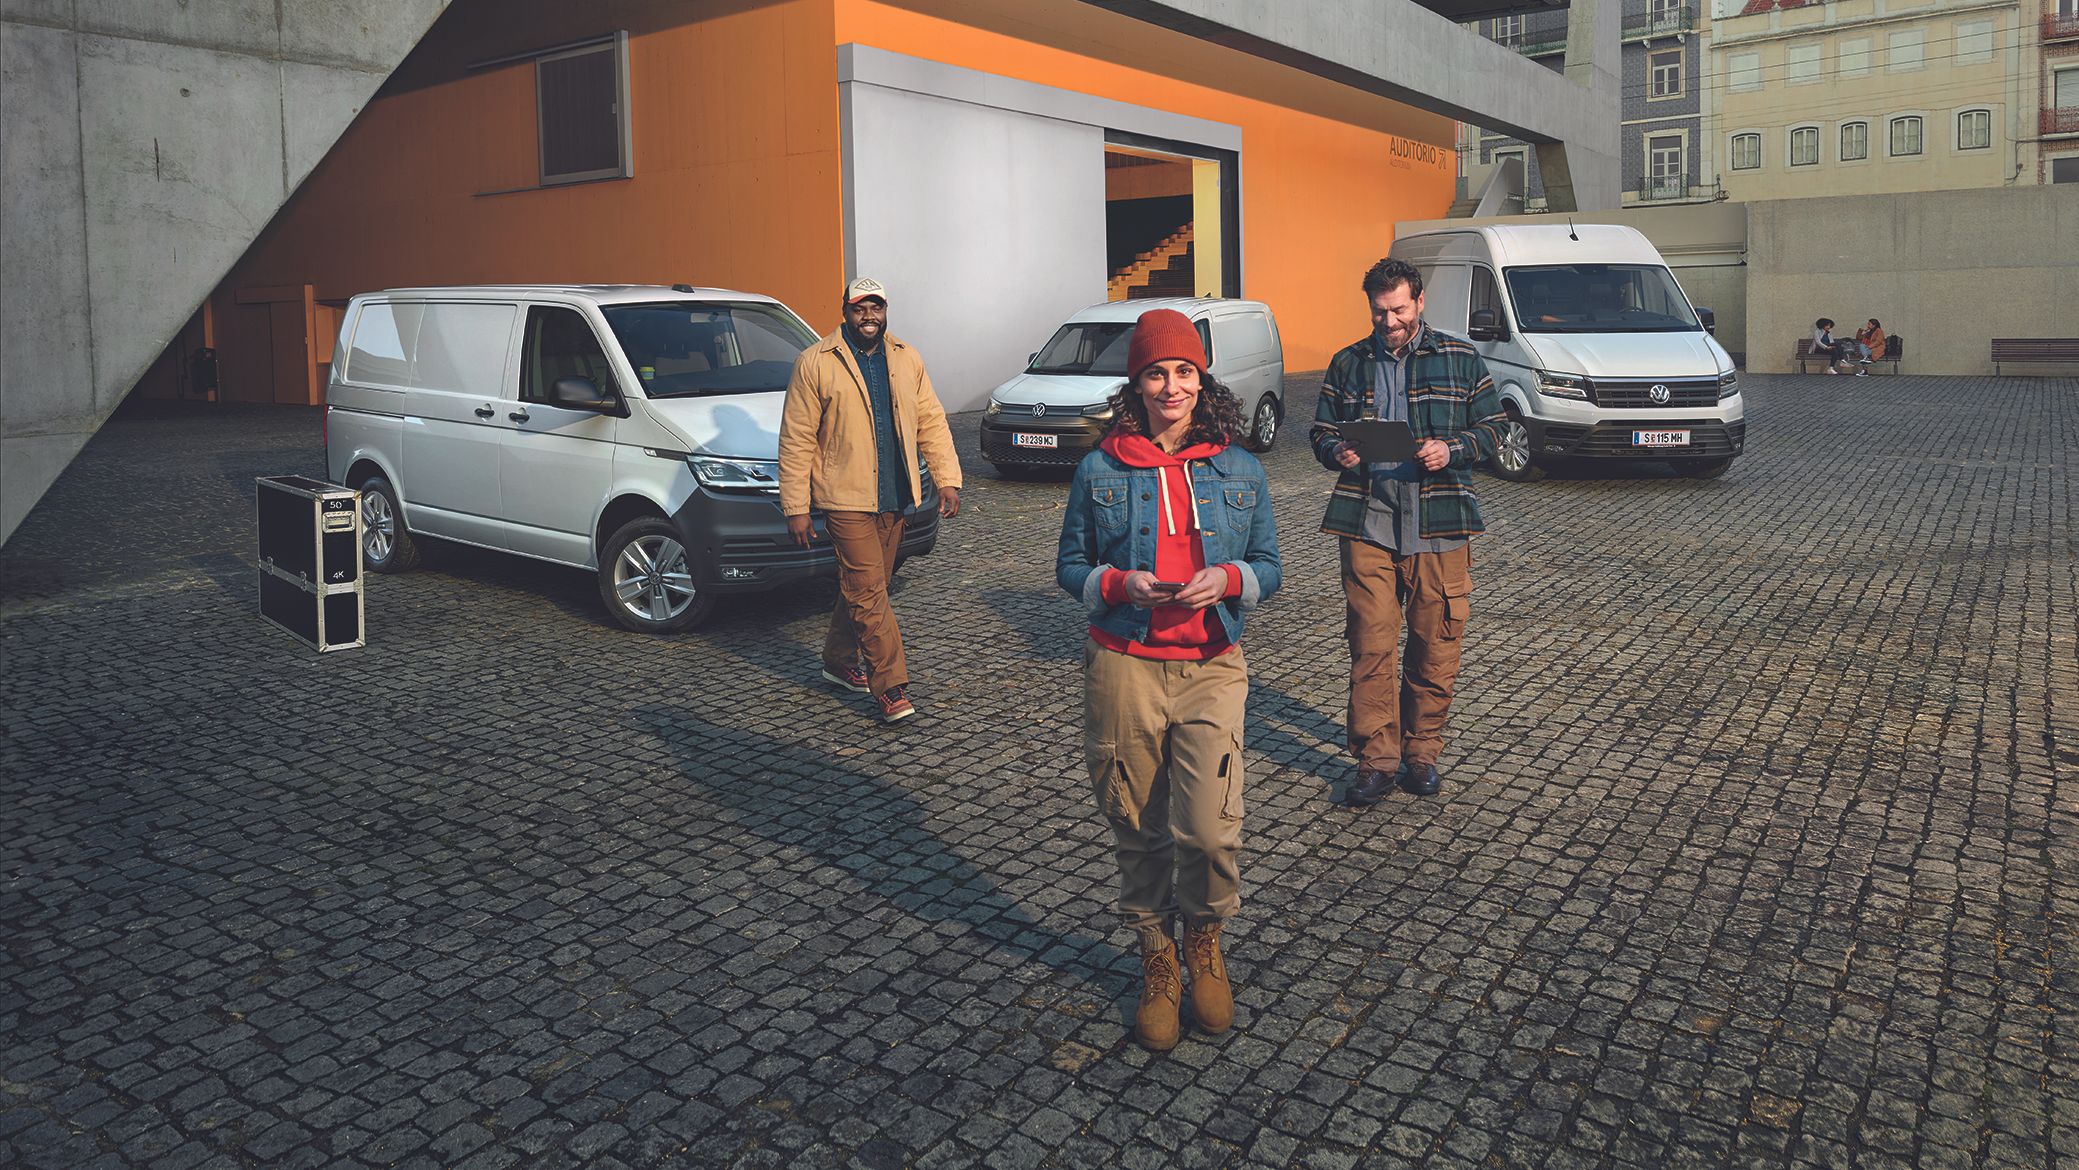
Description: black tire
1244,395,1280,452
355,474,421,573
1675,457,1734,480
1487,405,1546,482
597,515,715,634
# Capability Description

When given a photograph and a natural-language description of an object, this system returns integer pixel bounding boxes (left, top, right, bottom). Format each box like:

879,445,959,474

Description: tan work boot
1183,920,1234,1034
1133,925,1182,1051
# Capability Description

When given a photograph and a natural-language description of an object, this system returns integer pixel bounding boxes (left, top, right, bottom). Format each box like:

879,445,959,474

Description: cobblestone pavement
2,375,2073,1170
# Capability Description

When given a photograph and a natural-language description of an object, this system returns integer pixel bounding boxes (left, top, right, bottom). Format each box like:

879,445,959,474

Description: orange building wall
206,0,846,405
834,0,1458,372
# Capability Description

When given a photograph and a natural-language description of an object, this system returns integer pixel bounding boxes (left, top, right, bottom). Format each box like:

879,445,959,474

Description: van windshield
603,302,817,397
1028,322,1136,376
1502,264,1701,333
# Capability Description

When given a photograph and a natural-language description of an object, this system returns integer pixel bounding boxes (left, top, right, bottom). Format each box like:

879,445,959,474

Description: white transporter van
325,285,939,633
1390,224,1743,480
978,297,1284,474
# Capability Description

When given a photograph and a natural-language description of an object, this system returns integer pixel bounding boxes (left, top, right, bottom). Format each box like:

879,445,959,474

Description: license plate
1632,429,1691,448
1011,433,1058,448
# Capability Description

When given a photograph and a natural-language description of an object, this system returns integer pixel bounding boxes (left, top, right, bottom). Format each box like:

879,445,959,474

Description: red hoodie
1091,432,1244,661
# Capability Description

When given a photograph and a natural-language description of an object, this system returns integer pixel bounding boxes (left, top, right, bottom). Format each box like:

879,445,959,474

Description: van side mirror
551,376,616,411
1468,308,1507,342
1695,307,1716,336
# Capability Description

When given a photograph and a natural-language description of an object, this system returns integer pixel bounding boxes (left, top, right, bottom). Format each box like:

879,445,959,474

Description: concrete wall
0,0,447,545
1744,185,2079,374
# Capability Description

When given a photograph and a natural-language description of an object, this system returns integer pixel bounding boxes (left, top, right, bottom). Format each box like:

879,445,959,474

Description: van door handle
508,409,530,423
474,406,495,419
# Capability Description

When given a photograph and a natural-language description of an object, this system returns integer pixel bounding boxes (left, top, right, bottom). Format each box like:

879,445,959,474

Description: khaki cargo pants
1083,638,1249,931
1341,539,1472,771
822,511,908,696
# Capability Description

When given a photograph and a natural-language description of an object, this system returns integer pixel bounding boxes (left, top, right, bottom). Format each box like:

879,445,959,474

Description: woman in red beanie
1056,308,1283,1051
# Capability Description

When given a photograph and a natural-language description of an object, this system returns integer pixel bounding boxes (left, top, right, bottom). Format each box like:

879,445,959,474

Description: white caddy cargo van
978,297,1284,474
324,284,939,633
1391,224,1744,480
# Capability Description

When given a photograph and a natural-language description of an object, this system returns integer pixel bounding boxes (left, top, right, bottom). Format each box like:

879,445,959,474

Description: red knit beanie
1126,309,1209,378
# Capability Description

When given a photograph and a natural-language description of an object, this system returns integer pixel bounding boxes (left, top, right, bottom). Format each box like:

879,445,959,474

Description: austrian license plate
1011,433,1059,448
1631,429,1691,448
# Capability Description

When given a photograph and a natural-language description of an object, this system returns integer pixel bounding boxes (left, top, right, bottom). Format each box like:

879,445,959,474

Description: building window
1956,109,1992,150
1645,135,1685,198
2053,156,2079,183
1839,37,1872,78
1493,15,1523,44
1728,52,1761,93
2056,67,2079,111
1840,121,1869,161
1887,29,1925,71
1790,126,1820,166
1889,116,1924,156
536,34,632,186
1787,42,1823,85
1954,20,1996,66
1730,133,1762,170
1649,49,1683,98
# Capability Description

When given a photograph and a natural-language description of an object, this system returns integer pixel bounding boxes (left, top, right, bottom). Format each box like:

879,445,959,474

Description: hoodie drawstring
1156,464,1202,538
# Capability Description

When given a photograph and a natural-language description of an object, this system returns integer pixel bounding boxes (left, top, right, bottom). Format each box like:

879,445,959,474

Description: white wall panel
843,82,1107,415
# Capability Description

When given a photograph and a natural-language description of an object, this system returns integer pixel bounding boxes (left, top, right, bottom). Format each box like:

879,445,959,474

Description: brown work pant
1341,539,1472,771
822,511,908,696
1084,639,1249,931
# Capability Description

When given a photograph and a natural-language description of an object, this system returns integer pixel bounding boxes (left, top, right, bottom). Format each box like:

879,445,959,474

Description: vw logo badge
1648,383,1671,404
1031,403,1048,418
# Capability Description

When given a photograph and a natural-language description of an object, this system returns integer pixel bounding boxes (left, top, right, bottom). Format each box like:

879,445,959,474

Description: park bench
1991,338,2079,375
1794,336,1901,374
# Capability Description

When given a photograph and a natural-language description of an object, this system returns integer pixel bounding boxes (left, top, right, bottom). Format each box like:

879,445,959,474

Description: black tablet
1329,418,1418,463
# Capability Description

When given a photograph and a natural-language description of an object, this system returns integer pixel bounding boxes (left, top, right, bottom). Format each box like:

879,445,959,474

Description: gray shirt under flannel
1362,324,1468,556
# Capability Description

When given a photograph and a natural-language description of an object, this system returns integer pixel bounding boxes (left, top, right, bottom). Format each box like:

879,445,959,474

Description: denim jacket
1055,445,1282,645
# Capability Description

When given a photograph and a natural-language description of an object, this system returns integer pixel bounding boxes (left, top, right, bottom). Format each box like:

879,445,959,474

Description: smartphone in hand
1149,581,1187,594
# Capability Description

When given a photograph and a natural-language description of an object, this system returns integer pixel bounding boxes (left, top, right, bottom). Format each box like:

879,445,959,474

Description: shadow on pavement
1245,683,1350,803
634,706,1133,991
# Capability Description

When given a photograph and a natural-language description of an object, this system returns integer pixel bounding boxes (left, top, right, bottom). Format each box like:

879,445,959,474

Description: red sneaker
877,685,916,723
820,662,870,694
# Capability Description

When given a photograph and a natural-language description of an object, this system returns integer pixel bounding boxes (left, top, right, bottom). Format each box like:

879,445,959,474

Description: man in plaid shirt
1310,258,1507,804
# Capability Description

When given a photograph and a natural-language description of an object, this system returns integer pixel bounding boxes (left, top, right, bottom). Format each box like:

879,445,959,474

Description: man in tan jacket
778,278,963,722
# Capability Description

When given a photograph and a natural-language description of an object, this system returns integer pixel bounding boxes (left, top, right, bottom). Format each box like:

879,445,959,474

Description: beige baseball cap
844,277,888,304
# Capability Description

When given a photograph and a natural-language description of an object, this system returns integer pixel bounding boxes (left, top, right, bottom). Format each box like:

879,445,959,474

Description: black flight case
256,475,364,652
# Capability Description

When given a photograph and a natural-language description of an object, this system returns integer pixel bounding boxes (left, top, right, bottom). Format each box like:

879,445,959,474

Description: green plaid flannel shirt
1307,326,1507,540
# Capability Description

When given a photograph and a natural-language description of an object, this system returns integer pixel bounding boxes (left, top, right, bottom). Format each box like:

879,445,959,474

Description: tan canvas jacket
777,329,963,517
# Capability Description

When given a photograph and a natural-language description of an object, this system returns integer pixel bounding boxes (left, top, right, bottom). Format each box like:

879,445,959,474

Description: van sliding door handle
474,406,495,419
508,409,530,423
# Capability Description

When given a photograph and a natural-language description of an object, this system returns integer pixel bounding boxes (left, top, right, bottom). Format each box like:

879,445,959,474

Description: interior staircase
1107,224,1195,300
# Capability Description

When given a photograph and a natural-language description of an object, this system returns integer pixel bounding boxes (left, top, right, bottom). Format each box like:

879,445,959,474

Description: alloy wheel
1496,416,1532,474
361,490,395,564
1254,400,1277,448
613,534,697,624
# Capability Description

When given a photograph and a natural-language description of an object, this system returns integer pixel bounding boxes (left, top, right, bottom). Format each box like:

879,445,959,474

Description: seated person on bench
1811,318,1851,374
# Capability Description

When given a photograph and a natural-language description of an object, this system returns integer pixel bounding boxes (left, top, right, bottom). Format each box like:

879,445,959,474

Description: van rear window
604,303,817,397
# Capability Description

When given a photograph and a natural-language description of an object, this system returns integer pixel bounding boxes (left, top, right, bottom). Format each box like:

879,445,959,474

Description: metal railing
1625,4,1696,37
2043,107,2079,136
2043,13,2079,41
1635,174,1720,202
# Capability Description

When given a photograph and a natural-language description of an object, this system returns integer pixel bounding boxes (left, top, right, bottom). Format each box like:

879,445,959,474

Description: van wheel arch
594,495,672,563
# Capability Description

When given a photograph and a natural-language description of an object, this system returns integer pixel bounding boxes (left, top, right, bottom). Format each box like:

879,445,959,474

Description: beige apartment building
2045,0,2079,181
1707,0,2037,199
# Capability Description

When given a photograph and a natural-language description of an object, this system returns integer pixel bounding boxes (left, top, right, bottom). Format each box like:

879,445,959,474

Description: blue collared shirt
844,325,910,514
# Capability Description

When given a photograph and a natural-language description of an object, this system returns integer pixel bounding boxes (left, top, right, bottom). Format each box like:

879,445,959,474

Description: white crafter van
324,284,940,633
1390,223,1744,480
978,297,1285,474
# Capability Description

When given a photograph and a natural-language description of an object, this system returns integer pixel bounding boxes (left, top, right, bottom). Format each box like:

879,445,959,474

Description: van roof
365,284,785,307
1065,296,1270,323
1392,223,1666,268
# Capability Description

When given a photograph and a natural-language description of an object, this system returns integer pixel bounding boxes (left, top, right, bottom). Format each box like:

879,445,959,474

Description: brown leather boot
1183,920,1234,1034
1133,925,1182,1051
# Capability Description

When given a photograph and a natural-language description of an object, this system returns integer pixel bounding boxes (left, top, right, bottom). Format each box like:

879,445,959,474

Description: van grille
1592,379,1720,409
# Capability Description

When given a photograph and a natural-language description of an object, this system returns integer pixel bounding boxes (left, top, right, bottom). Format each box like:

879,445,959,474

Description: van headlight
984,400,1004,417
1717,371,1740,400
1535,370,1590,400
689,456,781,493
1081,402,1117,419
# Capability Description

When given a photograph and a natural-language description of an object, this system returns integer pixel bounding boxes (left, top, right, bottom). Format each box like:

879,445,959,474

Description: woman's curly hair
1104,372,1246,448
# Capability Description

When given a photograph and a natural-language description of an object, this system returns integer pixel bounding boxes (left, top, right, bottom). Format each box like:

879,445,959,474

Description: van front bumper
1525,416,1746,460
979,414,1106,468
672,487,940,593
